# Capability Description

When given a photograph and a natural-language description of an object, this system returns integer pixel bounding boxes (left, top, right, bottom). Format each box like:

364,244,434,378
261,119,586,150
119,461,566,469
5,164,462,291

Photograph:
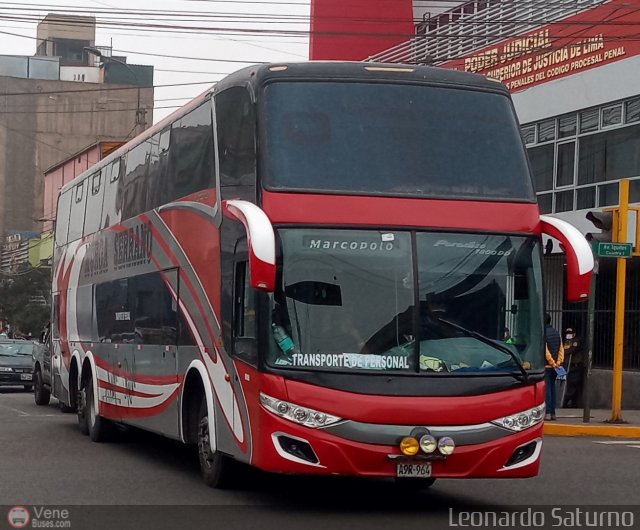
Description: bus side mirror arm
540,215,594,303
222,199,276,292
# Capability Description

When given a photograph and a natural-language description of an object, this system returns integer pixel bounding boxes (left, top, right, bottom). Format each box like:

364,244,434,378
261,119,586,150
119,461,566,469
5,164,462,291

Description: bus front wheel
197,396,235,488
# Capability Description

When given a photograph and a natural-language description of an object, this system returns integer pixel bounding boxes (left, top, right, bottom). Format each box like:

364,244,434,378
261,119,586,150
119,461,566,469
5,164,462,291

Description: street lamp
83,46,145,126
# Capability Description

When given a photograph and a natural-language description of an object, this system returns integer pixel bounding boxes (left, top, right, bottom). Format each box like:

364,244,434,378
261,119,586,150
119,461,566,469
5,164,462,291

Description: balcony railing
367,0,608,65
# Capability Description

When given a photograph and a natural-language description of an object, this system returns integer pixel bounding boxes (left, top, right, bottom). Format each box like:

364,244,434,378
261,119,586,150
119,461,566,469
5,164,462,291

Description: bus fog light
438,436,455,455
419,434,437,454
400,436,420,456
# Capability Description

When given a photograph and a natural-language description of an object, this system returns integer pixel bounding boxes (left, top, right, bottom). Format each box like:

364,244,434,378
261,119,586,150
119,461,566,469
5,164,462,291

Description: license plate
396,462,432,478
21,373,32,381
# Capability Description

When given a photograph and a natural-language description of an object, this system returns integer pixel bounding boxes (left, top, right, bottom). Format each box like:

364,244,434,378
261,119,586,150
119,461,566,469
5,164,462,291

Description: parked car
0,339,36,390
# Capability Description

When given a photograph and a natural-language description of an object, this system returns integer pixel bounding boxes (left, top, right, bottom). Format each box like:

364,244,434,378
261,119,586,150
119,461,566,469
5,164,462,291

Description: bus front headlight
260,393,342,428
491,404,545,432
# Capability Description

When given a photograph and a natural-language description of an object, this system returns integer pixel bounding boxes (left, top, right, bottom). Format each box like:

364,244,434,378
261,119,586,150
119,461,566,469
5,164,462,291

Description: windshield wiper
435,317,529,382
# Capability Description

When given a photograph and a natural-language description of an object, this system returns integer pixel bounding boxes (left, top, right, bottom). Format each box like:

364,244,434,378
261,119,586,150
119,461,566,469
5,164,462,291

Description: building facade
0,14,154,242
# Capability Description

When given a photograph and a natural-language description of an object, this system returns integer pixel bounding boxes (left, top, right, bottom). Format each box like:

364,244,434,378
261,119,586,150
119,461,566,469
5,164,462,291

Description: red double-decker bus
46,62,593,488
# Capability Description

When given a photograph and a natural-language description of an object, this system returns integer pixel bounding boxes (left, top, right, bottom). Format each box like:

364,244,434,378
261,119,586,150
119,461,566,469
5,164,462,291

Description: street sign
593,242,633,258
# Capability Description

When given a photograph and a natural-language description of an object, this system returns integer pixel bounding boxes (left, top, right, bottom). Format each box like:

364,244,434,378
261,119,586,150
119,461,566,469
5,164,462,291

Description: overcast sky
0,0,311,122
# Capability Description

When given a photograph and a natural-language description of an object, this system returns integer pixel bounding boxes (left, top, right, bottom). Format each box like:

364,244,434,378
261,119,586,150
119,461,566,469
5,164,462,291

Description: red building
43,142,123,233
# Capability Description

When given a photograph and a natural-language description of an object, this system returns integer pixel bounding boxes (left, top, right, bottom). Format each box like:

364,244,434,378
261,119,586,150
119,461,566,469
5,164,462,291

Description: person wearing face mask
562,327,585,408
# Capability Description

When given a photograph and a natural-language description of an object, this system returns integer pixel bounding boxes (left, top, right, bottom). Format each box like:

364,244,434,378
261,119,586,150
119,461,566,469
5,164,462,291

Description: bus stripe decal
146,210,248,450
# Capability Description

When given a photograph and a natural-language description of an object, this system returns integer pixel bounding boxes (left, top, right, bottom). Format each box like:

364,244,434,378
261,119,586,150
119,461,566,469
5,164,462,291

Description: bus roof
221,61,507,92
60,61,508,196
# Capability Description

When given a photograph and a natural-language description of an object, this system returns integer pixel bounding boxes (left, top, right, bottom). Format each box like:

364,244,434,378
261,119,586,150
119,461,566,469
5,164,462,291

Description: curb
544,422,640,438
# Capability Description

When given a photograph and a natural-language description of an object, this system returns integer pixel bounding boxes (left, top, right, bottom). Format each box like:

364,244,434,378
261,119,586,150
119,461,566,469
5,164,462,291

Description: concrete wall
0,76,153,239
588,369,640,410
512,54,640,125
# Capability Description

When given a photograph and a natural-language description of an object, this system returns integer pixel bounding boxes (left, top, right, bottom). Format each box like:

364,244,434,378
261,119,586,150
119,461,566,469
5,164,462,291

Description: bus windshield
261,81,535,201
267,229,544,375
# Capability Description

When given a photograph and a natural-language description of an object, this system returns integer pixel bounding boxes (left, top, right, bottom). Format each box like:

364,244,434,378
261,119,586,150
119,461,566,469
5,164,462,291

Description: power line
0,77,216,97
1,4,638,37
1,0,635,24
0,104,184,115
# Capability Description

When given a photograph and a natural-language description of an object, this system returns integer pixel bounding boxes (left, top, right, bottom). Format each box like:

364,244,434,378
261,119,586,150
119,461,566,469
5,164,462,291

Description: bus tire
79,375,113,442
395,477,437,490
34,369,51,406
197,396,234,488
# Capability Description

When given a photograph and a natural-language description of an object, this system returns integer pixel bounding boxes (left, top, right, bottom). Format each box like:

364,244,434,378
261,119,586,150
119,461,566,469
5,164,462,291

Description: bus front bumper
251,408,543,479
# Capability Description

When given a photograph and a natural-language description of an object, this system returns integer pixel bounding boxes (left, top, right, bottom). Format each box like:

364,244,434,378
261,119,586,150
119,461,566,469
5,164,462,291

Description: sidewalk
543,408,640,438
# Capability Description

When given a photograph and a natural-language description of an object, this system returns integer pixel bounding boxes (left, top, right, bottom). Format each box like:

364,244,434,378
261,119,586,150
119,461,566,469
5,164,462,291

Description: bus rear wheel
197,396,234,488
78,375,113,442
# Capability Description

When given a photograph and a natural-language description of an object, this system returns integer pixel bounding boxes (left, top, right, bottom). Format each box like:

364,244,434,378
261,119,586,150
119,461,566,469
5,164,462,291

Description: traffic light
585,210,616,243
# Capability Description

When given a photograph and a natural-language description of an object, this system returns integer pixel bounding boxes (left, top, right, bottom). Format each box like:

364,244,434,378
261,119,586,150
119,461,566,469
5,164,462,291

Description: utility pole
586,178,637,423
583,260,597,423
609,179,630,423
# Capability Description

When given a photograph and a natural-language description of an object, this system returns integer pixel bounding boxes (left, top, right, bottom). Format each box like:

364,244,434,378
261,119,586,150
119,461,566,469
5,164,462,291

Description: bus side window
215,86,256,195
84,170,105,236
67,180,87,242
55,190,72,247
101,159,123,229
122,141,150,220
167,101,215,201
131,271,178,345
233,261,257,364
146,129,171,211
96,279,133,343
52,294,60,340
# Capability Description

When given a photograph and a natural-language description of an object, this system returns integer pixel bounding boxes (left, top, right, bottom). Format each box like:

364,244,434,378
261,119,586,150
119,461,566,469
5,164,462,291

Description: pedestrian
562,327,585,408
544,313,564,421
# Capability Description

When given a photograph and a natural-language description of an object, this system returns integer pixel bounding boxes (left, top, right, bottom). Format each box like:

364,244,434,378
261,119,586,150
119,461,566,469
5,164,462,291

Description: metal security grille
367,0,607,65
544,254,640,370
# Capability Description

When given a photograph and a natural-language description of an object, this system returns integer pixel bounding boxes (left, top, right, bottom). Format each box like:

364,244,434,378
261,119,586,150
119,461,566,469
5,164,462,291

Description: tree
0,265,51,336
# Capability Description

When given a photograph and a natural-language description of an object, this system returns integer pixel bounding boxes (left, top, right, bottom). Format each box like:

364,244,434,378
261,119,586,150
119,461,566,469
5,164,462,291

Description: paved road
2,388,639,528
